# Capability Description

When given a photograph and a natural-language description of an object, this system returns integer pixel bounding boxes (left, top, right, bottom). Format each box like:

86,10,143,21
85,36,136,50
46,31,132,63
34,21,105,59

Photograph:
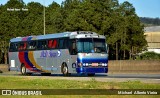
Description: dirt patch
0,64,9,72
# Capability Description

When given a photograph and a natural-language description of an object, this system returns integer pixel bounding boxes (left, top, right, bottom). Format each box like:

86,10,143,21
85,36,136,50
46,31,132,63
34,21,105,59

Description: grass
0,76,159,98
0,76,160,89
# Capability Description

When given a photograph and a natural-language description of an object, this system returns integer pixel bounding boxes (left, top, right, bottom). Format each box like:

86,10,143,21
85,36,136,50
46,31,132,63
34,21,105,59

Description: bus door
69,39,77,73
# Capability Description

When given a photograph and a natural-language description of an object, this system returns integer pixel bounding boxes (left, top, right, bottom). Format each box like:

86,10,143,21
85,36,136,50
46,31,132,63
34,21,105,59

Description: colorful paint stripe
18,51,33,71
18,36,50,73
28,51,50,73
24,52,40,72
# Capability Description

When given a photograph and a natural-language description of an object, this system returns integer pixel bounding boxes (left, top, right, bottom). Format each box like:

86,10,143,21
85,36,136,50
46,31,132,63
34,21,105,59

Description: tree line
0,0,147,63
140,17,160,26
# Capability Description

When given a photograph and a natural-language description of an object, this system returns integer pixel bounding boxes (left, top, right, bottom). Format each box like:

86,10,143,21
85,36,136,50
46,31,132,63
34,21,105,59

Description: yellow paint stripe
28,51,50,73
31,37,36,40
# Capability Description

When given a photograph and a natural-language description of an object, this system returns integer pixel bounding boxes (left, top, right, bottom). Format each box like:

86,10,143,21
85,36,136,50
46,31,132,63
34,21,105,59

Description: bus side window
64,39,69,49
43,41,47,49
59,39,64,49
37,40,47,49
18,43,21,50
28,41,36,50
48,40,53,48
52,39,58,48
9,43,15,52
18,42,27,51
24,42,27,50
48,39,58,49
15,43,18,51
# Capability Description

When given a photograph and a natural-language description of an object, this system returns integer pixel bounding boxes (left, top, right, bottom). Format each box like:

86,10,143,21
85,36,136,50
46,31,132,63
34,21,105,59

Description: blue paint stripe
24,52,42,72
76,68,108,73
77,58,108,63
27,37,33,41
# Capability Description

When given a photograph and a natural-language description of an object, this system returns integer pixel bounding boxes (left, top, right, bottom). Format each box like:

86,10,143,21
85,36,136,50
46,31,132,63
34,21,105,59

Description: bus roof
10,31,105,42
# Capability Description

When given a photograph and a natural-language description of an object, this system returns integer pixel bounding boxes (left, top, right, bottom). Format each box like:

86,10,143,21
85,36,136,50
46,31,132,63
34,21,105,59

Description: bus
8,31,108,76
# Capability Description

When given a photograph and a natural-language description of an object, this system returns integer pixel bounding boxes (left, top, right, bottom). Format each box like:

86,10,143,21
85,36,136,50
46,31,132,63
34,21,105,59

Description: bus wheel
87,73,95,76
61,63,69,76
21,64,27,75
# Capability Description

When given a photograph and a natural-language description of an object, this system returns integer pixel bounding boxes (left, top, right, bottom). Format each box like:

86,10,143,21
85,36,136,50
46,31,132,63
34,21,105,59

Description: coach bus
8,31,108,76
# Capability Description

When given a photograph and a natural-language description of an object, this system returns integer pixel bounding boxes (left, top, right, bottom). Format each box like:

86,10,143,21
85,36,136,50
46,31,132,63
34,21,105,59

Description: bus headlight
83,63,86,66
104,63,107,66
86,63,89,66
102,63,105,66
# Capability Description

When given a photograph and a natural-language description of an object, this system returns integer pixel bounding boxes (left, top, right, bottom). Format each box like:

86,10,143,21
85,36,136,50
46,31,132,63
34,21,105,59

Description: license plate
92,63,98,66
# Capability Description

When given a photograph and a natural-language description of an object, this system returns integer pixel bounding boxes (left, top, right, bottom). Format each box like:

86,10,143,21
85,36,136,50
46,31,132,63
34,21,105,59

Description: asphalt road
0,71,160,83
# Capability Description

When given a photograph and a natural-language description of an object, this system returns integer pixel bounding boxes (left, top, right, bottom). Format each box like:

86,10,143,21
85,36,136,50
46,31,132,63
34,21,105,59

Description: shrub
138,52,160,60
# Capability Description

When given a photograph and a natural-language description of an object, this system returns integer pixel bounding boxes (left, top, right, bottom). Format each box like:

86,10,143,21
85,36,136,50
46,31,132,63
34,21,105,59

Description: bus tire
21,64,32,75
21,64,27,75
87,73,95,76
61,63,69,76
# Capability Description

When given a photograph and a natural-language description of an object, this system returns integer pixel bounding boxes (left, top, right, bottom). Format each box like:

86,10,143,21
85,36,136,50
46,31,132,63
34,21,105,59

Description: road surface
0,71,160,83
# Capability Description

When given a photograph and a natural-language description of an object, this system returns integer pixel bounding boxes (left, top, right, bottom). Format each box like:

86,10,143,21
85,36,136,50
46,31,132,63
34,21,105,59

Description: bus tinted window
27,41,36,50
59,39,69,49
18,42,27,51
59,39,64,49
48,39,58,49
94,39,106,53
9,43,18,52
37,40,47,49
77,38,106,53
77,39,93,53
64,39,69,49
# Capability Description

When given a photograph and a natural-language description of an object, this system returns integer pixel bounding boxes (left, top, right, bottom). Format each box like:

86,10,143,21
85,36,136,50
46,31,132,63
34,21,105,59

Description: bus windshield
77,38,107,53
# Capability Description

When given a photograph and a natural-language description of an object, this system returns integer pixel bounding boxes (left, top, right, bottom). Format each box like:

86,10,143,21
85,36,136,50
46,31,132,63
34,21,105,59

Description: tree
21,2,43,35
118,1,147,59
0,0,25,64
45,1,63,33
0,0,147,61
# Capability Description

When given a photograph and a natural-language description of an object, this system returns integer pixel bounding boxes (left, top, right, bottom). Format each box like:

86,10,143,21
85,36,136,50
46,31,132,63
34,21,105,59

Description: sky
0,0,160,18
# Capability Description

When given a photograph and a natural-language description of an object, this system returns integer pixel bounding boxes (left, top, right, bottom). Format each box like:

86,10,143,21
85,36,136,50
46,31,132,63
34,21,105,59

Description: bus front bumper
76,67,108,73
